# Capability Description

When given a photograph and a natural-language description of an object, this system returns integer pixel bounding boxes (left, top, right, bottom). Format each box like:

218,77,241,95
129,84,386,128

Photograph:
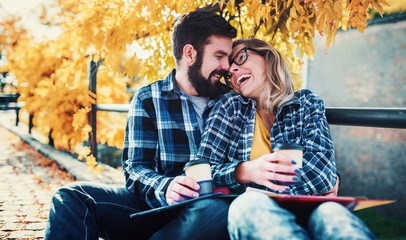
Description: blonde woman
191,39,376,239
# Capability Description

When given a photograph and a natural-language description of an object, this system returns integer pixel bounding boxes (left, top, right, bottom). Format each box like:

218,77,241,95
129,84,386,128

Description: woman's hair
232,39,294,115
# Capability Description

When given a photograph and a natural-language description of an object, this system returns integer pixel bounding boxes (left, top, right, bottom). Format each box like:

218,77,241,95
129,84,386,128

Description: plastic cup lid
273,142,304,151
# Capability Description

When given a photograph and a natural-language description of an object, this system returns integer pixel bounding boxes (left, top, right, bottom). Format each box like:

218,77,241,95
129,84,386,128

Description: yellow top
250,112,272,161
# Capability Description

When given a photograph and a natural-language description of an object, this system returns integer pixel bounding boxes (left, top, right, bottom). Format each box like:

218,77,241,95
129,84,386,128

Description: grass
355,209,406,239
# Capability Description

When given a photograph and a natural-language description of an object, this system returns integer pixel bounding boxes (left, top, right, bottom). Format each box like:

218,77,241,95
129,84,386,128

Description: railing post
88,59,98,161
28,114,33,134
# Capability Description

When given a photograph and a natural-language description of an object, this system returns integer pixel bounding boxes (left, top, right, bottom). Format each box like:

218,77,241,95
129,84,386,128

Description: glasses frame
225,47,261,81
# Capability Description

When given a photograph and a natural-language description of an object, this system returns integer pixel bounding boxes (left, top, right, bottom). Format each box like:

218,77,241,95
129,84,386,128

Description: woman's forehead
231,44,247,56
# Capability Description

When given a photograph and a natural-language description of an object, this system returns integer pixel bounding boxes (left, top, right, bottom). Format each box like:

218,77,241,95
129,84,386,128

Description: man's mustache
209,70,228,80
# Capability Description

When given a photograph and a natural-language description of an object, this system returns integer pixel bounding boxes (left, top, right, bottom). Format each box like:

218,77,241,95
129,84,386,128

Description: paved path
0,125,75,239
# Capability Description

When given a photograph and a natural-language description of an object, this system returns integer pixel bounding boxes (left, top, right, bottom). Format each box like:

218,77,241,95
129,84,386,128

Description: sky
0,0,62,41
0,0,150,60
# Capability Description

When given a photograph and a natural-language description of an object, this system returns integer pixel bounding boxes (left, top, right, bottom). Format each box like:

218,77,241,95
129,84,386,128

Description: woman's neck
257,109,275,132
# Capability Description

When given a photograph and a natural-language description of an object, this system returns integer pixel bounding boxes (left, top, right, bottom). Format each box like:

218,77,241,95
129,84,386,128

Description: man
45,10,236,240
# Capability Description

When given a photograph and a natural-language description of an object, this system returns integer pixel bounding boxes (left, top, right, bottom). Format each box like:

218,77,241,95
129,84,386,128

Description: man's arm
122,90,200,207
122,92,172,208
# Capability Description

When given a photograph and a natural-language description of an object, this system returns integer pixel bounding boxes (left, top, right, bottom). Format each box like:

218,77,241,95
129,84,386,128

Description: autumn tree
2,0,399,171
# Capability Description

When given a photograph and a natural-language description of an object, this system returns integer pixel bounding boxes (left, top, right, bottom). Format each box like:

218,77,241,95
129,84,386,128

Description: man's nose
221,58,231,71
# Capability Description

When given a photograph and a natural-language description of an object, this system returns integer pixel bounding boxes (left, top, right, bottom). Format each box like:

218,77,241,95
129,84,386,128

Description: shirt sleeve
122,91,172,208
195,95,246,193
291,92,337,195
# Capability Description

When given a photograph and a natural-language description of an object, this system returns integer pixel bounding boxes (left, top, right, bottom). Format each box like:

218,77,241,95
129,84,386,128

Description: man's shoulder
136,79,166,100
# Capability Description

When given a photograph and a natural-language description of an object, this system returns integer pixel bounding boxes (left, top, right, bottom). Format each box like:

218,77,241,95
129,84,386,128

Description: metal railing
87,60,406,160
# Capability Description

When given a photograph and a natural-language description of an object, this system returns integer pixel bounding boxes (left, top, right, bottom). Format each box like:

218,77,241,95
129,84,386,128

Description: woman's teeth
237,74,251,86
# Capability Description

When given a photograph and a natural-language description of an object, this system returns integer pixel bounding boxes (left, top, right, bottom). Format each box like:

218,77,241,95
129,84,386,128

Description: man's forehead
204,35,233,56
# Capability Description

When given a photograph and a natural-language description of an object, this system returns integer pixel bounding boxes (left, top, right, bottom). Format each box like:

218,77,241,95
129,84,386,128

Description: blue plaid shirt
195,90,337,195
122,70,230,208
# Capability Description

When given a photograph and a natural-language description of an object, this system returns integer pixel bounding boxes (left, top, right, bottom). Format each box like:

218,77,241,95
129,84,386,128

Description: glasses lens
235,48,248,65
230,47,248,66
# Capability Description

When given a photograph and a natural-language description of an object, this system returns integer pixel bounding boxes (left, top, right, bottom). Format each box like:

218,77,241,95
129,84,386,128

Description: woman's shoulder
217,91,254,107
210,91,255,119
294,89,325,105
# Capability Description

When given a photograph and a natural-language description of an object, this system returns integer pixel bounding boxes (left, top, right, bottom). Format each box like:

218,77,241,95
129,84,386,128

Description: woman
190,39,376,239
193,38,337,195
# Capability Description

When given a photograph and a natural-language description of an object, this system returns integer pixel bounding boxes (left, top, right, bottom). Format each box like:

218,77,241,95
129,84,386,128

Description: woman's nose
230,63,239,73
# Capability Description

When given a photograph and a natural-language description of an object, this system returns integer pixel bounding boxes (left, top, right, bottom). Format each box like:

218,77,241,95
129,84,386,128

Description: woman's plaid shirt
195,90,337,195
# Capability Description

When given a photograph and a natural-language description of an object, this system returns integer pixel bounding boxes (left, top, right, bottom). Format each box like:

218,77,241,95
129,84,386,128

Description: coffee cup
273,143,304,185
184,159,213,196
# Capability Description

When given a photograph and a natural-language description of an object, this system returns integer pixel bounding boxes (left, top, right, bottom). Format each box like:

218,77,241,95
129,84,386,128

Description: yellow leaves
2,0,395,173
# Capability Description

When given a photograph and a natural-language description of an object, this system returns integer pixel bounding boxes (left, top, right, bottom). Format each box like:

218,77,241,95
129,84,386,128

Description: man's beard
188,55,226,99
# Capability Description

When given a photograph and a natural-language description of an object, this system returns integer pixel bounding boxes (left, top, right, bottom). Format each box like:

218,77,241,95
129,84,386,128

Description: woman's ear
183,44,197,66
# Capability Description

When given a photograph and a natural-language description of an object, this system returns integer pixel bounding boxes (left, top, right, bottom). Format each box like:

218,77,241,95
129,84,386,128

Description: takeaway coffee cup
184,159,213,196
273,143,305,185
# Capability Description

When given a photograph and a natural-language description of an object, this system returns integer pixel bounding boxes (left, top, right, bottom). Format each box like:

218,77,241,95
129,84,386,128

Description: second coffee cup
273,142,304,185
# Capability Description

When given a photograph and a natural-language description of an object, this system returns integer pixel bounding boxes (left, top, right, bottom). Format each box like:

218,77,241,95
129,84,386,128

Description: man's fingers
175,176,200,191
167,191,191,205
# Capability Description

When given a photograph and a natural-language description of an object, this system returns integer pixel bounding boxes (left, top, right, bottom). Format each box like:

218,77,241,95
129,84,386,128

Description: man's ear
183,44,197,66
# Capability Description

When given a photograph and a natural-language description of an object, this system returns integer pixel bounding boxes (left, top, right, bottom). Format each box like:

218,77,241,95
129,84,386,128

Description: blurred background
1,0,405,238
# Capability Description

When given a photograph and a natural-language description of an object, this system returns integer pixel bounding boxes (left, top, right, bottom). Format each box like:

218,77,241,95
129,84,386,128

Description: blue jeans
228,191,377,240
45,181,231,240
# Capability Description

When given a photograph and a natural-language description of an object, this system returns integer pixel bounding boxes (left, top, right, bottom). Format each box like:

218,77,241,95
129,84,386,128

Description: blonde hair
232,39,294,115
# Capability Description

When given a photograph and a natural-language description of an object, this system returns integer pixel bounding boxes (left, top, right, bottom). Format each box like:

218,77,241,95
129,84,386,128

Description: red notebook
244,187,395,211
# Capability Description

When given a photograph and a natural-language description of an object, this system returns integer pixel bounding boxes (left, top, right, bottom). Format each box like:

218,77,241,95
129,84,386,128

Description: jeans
45,181,232,240
228,191,377,240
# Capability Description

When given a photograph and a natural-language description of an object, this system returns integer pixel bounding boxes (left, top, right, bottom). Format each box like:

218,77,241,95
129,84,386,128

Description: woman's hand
165,176,200,205
235,153,300,192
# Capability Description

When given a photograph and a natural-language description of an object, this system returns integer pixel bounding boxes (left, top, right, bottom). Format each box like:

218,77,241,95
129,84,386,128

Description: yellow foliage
1,0,392,171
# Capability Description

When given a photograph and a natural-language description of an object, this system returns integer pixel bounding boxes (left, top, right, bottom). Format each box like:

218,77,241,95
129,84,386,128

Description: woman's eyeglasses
224,47,261,81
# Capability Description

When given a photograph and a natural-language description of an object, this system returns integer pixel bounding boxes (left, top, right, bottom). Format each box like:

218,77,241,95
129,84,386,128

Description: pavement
0,110,125,239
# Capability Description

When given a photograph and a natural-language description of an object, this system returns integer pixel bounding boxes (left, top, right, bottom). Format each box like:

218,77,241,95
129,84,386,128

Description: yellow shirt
250,112,272,161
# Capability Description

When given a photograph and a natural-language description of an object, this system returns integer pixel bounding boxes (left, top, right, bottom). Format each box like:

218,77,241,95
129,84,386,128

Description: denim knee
309,202,377,240
229,191,276,218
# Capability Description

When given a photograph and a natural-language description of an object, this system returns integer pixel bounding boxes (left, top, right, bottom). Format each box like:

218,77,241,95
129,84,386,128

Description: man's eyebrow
215,50,229,56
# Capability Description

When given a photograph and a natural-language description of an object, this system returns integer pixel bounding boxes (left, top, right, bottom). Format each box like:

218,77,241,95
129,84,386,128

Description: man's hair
232,39,295,115
172,9,237,63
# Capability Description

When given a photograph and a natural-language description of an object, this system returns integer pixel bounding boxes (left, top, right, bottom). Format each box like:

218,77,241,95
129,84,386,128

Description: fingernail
294,169,300,173
293,177,299,182
291,160,297,165
285,188,290,192
194,193,199,198
195,184,200,189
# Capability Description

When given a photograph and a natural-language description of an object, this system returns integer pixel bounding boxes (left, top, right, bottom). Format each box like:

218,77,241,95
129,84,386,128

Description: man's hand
165,176,200,205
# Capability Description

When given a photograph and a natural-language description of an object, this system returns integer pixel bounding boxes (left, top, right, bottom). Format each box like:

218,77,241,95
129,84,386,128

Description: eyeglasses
224,47,261,81
230,47,261,66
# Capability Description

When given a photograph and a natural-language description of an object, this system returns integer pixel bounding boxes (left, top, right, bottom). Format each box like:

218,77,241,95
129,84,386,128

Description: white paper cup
184,160,213,196
273,143,304,185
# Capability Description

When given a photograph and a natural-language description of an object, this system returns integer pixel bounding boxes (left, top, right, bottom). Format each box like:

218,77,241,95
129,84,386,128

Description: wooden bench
0,93,25,126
